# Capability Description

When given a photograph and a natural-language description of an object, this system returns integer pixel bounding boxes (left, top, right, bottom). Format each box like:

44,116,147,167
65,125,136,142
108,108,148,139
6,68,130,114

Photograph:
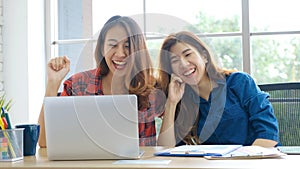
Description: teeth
183,69,195,76
113,60,126,65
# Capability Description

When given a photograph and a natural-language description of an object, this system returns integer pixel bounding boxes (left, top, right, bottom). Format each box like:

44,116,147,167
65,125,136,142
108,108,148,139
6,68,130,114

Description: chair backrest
258,82,300,146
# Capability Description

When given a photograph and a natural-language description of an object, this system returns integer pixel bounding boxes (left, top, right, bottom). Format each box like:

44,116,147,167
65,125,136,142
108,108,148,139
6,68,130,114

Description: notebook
154,145,242,157
154,145,285,159
43,95,141,160
205,146,285,159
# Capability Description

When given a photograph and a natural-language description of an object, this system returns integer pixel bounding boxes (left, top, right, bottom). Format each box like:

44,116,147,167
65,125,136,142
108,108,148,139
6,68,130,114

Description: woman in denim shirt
156,31,279,147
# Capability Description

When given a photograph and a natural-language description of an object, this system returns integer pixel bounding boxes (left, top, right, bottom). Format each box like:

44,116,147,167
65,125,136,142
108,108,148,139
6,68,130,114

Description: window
47,0,300,87
249,0,300,83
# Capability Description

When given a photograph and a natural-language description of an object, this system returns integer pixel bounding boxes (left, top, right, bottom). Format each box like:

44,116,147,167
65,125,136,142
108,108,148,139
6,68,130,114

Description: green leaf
0,93,13,112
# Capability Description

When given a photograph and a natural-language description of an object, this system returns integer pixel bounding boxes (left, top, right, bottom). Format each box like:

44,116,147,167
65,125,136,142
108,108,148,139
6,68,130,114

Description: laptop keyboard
277,146,300,155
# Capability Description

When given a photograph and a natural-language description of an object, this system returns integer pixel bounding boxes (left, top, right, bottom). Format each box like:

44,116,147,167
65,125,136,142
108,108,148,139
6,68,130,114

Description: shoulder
225,71,260,91
226,71,254,83
68,68,101,80
225,72,263,98
62,68,102,95
225,71,258,88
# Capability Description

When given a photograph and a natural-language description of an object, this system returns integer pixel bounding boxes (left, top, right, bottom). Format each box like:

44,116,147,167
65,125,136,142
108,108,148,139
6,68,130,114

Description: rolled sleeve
229,72,279,142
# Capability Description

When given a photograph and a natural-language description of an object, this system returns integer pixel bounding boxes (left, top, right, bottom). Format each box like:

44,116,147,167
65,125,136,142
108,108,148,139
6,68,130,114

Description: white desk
1,146,299,169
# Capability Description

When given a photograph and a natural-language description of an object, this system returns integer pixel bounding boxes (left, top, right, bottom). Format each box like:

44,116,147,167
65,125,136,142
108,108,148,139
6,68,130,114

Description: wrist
166,98,179,107
163,99,177,119
45,81,61,96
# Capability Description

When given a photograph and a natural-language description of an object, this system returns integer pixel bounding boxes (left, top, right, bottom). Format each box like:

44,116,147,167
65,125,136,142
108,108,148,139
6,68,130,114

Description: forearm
38,106,46,148
45,79,63,96
38,81,62,148
157,99,177,146
249,96,279,147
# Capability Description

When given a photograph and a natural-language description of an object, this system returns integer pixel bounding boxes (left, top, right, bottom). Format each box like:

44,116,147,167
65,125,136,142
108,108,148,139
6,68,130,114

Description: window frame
46,0,300,78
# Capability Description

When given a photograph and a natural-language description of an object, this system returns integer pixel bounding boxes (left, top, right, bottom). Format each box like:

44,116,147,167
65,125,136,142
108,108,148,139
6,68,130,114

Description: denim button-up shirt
197,72,279,145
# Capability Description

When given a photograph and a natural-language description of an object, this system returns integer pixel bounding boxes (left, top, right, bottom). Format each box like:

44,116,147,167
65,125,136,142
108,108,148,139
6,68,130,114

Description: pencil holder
0,128,24,162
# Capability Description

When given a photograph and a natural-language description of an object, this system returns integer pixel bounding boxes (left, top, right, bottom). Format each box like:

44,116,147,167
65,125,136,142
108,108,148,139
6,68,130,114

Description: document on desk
154,145,286,159
204,146,286,160
154,145,242,157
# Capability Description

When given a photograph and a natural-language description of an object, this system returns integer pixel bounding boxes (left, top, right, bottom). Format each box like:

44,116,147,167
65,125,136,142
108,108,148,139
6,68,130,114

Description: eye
124,42,129,48
171,57,179,64
108,44,117,47
185,52,192,57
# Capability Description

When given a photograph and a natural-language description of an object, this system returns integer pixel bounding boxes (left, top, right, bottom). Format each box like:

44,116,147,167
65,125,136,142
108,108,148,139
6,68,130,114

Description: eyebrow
182,48,191,54
107,39,129,44
170,55,178,60
170,48,192,60
107,39,118,43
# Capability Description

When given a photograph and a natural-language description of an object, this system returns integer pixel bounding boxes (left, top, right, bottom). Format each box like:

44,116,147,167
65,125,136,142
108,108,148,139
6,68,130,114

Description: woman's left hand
167,74,185,104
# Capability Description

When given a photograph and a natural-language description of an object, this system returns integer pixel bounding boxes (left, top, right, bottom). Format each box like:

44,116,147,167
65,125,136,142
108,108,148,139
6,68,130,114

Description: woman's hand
47,56,70,84
44,56,70,96
168,74,185,104
252,138,278,147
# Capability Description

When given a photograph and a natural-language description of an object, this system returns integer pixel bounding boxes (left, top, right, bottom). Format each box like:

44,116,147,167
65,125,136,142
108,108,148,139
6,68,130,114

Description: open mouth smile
183,68,196,76
113,60,127,70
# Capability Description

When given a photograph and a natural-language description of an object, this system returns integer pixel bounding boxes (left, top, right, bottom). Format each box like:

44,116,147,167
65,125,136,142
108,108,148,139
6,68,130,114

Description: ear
203,56,208,63
202,51,208,63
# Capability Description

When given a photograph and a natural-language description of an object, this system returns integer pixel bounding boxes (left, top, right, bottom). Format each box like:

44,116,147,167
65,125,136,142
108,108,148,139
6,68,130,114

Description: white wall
3,0,46,125
0,0,4,94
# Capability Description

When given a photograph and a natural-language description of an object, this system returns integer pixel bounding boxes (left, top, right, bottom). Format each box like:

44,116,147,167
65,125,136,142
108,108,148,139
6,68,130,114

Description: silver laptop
43,95,141,160
277,146,300,155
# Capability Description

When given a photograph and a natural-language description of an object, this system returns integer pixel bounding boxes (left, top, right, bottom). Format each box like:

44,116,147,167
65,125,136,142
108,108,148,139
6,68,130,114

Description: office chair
258,82,300,146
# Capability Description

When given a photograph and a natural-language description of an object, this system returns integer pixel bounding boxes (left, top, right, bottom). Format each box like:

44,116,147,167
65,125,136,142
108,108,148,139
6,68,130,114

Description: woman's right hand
47,56,70,84
167,74,185,104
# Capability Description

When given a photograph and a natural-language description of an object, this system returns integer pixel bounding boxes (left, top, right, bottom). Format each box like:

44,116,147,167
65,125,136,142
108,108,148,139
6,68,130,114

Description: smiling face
103,25,131,76
169,42,208,85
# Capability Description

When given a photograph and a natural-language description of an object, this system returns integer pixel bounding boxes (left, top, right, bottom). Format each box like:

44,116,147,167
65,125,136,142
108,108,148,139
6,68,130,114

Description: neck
191,74,213,101
102,71,127,95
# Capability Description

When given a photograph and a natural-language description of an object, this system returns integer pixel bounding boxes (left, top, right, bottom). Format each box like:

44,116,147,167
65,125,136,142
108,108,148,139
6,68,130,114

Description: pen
1,116,8,129
1,107,5,116
1,107,11,129
4,113,12,129
0,116,5,130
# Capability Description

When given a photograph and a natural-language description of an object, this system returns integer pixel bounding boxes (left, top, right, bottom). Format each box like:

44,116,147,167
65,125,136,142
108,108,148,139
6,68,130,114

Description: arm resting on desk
252,138,278,147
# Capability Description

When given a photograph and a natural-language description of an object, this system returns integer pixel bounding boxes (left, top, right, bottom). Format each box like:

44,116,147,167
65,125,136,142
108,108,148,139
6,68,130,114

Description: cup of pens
0,96,24,161
0,128,24,161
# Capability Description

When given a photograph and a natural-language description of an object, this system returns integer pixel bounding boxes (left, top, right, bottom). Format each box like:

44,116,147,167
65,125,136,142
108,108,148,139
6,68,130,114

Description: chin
184,78,199,86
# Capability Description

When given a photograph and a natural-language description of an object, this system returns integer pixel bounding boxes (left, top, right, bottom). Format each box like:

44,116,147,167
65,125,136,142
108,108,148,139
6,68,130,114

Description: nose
115,45,127,58
179,57,190,67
